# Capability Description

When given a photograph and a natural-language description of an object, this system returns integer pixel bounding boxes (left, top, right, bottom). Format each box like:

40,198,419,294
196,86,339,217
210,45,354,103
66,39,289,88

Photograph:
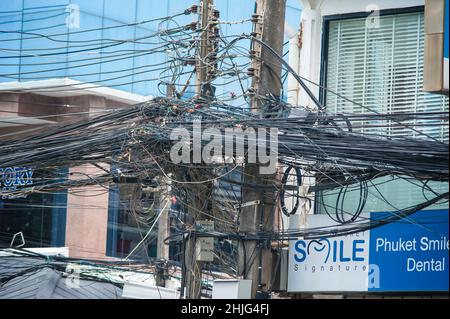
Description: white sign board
288,214,370,292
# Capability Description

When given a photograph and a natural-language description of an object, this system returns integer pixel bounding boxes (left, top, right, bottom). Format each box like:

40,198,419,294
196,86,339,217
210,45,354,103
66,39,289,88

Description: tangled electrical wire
0,96,447,211
0,4,448,284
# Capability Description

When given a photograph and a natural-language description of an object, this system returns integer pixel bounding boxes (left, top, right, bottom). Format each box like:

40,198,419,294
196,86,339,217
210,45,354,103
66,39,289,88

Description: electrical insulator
251,14,260,23
208,29,219,39
247,87,256,95
213,10,220,18
189,5,199,14
185,22,198,31
185,57,196,66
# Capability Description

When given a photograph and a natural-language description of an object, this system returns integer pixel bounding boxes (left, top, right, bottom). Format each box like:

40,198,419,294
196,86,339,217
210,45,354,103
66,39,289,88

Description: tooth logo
307,239,331,263
294,239,333,263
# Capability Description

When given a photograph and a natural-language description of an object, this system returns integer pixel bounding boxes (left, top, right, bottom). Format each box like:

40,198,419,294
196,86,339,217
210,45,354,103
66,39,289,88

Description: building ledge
0,78,152,105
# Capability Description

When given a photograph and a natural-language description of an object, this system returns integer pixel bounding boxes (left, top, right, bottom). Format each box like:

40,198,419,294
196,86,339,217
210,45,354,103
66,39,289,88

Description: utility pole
184,0,217,299
155,83,176,288
195,0,211,97
239,0,286,298
156,174,171,287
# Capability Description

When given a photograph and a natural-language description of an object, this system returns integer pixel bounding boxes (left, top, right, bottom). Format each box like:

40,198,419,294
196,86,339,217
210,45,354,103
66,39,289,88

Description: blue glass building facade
0,0,301,96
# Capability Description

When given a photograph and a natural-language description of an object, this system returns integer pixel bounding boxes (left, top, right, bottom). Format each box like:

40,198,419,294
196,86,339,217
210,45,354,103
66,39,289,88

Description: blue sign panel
369,209,449,292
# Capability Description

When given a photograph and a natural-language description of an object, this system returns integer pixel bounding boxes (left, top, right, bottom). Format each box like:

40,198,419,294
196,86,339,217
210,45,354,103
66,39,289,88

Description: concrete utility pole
155,83,176,288
156,177,171,287
195,0,213,97
184,0,216,299
239,0,286,298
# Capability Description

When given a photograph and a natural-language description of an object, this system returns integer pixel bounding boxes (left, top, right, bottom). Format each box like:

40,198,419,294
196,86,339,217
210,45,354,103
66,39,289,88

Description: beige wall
0,92,132,260
65,164,111,260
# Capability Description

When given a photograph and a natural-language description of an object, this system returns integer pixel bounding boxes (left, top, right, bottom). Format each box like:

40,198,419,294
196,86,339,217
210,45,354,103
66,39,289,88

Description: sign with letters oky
0,167,34,191
288,209,449,292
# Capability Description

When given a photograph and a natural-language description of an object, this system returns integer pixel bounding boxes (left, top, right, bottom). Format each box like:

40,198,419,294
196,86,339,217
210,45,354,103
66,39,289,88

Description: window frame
315,5,425,215
319,5,425,105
